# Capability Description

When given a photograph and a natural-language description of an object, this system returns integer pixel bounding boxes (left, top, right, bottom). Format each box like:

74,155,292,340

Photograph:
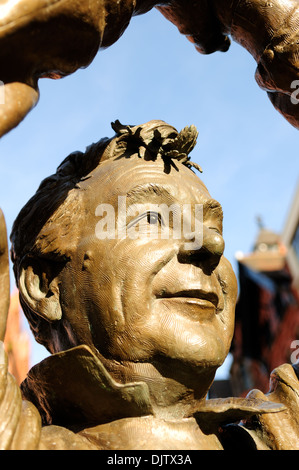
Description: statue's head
11,120,237,389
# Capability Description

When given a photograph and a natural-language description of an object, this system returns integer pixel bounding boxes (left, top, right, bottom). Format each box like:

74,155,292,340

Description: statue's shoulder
39,425,98,450
244,364,299,450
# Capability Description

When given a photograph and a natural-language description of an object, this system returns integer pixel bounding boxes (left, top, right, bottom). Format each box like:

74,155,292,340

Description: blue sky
0,8,298,371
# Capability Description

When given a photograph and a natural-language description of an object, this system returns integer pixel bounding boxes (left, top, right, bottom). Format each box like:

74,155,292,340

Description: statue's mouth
157,289,218,306
155,289,221,318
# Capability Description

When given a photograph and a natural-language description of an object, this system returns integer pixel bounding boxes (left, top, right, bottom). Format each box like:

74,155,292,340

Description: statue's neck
101,356,216,419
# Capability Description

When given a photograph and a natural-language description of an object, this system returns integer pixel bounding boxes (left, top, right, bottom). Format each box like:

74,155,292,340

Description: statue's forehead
87,156,211,203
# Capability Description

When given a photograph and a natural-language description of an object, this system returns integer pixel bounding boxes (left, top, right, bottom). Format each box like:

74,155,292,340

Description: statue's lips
156,290,219,310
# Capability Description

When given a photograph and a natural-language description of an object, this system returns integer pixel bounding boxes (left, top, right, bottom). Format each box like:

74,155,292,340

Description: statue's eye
127,211,164,234
146,212,163,225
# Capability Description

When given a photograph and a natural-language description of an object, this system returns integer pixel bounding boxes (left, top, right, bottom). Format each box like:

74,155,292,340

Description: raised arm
0,0,298,138
0,210,41,450
158,0,299,129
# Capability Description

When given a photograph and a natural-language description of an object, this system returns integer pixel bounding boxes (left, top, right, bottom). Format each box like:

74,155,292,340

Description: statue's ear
19,257,62,322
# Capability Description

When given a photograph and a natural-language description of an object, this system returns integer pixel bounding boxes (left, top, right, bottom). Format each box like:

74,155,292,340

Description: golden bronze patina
0,121,298,450
0,0,298,451
0,0,298,137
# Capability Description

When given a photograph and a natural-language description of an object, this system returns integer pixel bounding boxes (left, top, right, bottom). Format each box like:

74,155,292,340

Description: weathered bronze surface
0,0,298,138
0,121,298,449
0,0,298,451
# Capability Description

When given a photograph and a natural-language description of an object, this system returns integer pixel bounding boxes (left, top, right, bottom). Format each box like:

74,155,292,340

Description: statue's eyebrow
203,199,223,225
125,183,176,204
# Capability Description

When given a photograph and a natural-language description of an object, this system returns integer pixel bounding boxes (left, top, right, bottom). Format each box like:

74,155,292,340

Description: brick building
230,184,299,397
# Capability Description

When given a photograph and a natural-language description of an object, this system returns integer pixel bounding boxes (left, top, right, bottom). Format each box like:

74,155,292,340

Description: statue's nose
178,225,225,270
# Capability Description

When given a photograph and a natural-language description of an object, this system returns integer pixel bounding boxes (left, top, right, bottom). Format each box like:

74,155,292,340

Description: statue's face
62,156,237,373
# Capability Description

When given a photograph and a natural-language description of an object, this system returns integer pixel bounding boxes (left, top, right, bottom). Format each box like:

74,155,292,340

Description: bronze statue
0,0,298,451
0,0,299,138
0,121,298,450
